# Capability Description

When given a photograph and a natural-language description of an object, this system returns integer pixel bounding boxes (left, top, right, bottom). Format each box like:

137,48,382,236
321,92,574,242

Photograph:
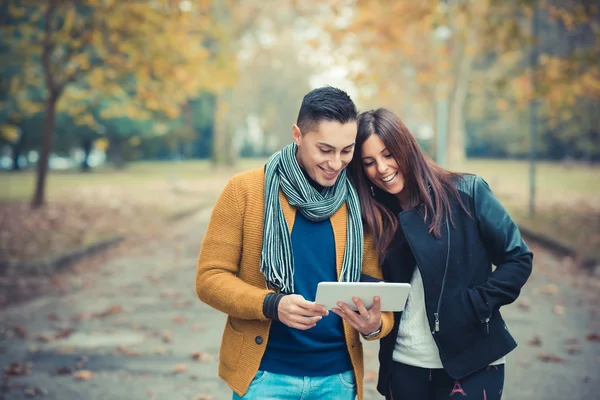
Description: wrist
263,293,285,321
361,321,383,339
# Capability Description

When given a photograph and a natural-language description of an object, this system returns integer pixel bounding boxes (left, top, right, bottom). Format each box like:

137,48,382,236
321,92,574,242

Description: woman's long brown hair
348,108,467,259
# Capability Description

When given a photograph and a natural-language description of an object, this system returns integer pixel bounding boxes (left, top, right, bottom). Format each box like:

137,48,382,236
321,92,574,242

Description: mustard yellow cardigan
196,167,393,399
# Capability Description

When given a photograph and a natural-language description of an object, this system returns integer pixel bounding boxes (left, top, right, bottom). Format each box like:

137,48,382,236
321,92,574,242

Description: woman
347,108,533,399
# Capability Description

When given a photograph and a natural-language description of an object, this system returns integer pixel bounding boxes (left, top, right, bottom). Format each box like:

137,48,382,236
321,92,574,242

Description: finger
368,296,381,313
336,301,362,325
288,314,322,326
284,315,321,330
285,305,327,317
352,297,370,318
296,300,329,316
331,308,360,328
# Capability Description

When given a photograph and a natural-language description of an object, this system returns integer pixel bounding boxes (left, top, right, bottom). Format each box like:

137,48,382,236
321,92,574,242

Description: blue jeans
232,370,357,400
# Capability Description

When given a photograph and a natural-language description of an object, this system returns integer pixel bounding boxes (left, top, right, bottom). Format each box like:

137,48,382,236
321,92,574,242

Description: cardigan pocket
220,319,244,370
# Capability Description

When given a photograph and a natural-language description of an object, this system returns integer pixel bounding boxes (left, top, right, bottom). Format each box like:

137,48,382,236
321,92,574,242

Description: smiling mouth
320,166,339,177
381,172,397,183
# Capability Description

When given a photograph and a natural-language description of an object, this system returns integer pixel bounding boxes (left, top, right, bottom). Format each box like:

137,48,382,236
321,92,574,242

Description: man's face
292,120,358,187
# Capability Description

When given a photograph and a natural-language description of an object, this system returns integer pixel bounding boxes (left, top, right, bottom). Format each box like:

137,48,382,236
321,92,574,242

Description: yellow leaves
496,99,509,112
94,138,109,152
1,125,20,143
75,114,97,128
62,8,77,34
8,4,26,18
71,53,91,71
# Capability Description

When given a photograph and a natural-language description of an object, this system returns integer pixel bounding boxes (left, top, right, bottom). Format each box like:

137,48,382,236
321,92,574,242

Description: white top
393,267,505,368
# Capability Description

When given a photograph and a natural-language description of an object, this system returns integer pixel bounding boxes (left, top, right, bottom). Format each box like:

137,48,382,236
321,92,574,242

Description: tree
2,0,215,207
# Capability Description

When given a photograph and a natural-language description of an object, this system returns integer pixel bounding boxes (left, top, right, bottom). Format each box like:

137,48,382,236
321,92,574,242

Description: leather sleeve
468,176,534,321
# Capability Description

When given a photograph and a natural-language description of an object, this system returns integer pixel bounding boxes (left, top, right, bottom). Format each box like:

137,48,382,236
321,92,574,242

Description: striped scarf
261,143,364,294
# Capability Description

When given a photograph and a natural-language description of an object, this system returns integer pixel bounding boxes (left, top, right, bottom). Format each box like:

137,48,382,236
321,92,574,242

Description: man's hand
278,294,329,330
331,296,382,337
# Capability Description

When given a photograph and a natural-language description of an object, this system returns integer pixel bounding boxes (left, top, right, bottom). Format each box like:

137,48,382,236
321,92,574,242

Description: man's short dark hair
296,86,358,134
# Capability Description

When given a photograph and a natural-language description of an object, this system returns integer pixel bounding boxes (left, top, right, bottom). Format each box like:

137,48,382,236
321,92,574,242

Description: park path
1,205,599,400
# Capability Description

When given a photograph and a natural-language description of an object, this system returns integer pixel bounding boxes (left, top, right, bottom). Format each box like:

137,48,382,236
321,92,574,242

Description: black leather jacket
377,174,533,396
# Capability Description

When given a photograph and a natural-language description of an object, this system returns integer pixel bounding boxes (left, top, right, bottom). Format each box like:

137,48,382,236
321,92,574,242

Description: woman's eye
384,154,392,158
320,149,331,154
363,161,374,167
342,149,352,154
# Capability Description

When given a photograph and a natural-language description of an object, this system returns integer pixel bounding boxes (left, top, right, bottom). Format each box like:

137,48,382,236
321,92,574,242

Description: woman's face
360,134,406,198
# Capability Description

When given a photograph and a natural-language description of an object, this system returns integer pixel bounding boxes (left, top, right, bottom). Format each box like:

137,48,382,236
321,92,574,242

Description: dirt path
1,207,598,400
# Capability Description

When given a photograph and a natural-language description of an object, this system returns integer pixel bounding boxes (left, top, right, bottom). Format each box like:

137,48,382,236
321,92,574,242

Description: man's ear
292,124,302,145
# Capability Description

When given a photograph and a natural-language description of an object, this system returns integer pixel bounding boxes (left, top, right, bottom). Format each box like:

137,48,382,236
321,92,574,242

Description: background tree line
0,0,598,207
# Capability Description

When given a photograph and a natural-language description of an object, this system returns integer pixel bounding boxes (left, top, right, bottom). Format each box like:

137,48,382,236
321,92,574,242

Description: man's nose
329,156,342,171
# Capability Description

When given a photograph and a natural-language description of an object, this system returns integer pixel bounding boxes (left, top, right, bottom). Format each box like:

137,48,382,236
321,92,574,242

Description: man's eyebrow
317,142,356,150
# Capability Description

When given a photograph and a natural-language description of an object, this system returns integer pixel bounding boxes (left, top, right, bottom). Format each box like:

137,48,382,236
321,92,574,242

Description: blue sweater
258,211,352,376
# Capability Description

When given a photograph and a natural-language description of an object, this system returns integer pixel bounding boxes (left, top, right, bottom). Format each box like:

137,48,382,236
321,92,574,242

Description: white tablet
315,282,411,312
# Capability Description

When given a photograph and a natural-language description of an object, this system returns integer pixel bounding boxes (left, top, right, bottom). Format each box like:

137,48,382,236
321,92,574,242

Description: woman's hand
331,296,382,337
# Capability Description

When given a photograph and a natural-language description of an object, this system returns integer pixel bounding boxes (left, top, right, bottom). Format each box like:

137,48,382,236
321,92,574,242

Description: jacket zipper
399,212,451,336
433,219,451,334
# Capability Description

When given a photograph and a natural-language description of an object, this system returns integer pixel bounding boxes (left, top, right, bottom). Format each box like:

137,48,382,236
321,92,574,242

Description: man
196,86,393,400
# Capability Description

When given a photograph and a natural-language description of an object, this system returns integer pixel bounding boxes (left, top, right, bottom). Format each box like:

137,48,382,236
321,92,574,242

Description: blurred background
0,0,599,399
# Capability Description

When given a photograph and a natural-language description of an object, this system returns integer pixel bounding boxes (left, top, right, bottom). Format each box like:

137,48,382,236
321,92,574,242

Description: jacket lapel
330,203,347,279
279,190,295,234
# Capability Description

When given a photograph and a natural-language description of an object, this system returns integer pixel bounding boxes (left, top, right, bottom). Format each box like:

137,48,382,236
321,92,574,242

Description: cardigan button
255,336,263,345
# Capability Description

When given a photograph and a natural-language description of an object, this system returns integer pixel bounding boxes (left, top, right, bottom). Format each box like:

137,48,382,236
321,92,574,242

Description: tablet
315,282,411,312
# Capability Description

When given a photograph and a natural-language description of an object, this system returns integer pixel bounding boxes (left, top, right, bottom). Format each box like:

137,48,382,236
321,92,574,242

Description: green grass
1,158,598,263
1,159,267,203
460,159,600,262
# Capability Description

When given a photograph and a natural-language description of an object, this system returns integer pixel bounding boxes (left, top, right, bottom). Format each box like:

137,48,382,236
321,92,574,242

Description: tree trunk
11,132,23,171
32,0,58,208
446,41,474,168
212,88,236,167
108,137,126,169
32,91,58,208
81,138,93,171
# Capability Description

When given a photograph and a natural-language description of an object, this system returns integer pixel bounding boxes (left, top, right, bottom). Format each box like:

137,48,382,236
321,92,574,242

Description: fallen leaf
161,329,173,343
174,300,192,309
115,346,140,357
92,305,122,318
5,362,33,376
173,364,188,373
566,346,581,355
56,366,73,375
56,328,75,339
47,313,59,321
36,333,56,343
191,352,214,361
553,305,565,315
24,387,38,397
537,353,565,363
364,370,377,383
153,347,168,355
172,316,187,324
192,396,214,400
528,335,542,347
72,313,89,322
540,283,559,295
517,298,530,311
13,326,28,339
586,333,600,342
73,370,94,380
564,337,579,345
